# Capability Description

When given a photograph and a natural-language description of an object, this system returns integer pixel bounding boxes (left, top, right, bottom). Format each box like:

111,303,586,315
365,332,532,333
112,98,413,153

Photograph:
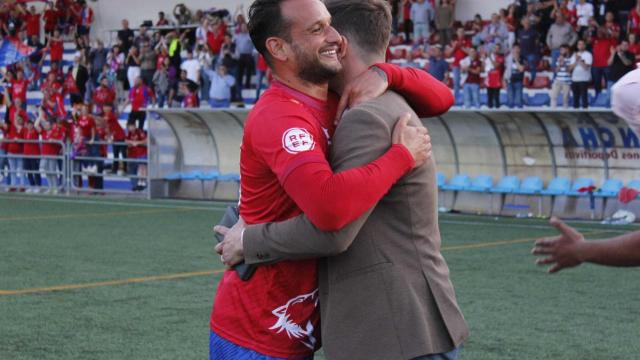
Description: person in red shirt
629,1,640,36
22,120,42,191
206,17,226,58
90,116,109,190
2,114,26,190
35,112,64,193
486,43,505,108
7,98,28,129
92,77,116,115
43,2,58,36
603,11,620,40
76,103,97,178
448,27,471,101
23,5,40,39
209,0,454,358
42,87,67,121
592,26,617,98
123,77,155,129
102,105,126,175
156,11,170,27
11,69,29,108
76,103,96,142
46,29,64,67
462,47,482,108
73,0,93,42
0,88,10,186
124,121,147,191
628,33,640,61
181,82,199,108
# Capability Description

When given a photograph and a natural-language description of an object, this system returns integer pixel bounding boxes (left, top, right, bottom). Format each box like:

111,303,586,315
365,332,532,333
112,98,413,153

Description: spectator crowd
0,0,264,193
389,0,639,109
0,0,639,193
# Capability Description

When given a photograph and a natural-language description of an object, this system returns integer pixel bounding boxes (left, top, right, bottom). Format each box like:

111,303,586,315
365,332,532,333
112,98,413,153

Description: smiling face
280,0,342,84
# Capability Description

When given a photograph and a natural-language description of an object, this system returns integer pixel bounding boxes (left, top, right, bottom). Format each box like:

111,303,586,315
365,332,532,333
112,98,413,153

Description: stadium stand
0,0,639,217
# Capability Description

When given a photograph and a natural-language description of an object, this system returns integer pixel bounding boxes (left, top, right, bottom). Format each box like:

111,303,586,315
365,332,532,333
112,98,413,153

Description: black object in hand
215,206,256,281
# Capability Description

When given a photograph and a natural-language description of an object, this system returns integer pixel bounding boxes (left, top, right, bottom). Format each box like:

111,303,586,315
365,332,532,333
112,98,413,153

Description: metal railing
0,139,149,197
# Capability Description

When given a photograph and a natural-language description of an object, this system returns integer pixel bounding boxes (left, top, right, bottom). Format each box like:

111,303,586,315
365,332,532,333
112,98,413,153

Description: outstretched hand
531,217,586,273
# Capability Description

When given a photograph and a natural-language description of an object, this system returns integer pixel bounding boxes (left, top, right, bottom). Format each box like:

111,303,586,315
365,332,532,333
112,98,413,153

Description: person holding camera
126,46,142,90
173,3,192,26
568,39,592,109
608,40,635,86
550,44,572,108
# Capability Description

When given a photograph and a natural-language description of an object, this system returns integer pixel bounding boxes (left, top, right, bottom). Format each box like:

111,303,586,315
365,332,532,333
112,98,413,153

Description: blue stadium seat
540,177,571,195
627,180,640,190
196,171,220,181
515,176,544,194
164,171,202,181
526,93,550,107
436,172,446,189
465,175,493,192
596,179,623,197
441,173,471,191
218,173,241,182
491,175,520,193
164,172,183,181
567,177,595,196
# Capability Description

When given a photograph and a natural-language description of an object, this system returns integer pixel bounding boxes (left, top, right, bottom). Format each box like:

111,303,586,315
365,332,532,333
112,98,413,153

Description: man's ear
339,35,349,60
266,37,288,62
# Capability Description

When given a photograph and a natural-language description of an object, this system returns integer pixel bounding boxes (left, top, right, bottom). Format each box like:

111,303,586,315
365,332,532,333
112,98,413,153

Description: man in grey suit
216,1,468,359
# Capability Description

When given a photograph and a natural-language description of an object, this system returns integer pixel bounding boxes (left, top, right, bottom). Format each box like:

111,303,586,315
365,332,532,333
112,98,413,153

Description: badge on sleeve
282,128,315,154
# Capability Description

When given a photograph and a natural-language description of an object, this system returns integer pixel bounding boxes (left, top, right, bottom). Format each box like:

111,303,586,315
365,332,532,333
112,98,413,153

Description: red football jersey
25,13,40,37
77,115,95,138
210,81,339,358
49,39,64,62
11,79,29,103
105,112,125,141
126,129,147,158
22,127,40,156
41,124,65,156
6,126,24,154
93,86,116,106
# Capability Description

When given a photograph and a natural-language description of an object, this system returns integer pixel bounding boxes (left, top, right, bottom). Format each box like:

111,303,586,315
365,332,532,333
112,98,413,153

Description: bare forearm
579,231,640,267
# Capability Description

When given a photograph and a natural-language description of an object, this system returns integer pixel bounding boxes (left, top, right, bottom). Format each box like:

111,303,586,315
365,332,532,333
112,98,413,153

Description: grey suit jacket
242,91,469,360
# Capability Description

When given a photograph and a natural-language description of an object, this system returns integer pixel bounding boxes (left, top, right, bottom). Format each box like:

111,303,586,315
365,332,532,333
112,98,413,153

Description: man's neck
333,54,384,96
272,70,329,101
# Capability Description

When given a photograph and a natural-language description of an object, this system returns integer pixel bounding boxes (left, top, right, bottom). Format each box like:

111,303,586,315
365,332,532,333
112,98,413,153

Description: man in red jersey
10,69,29,109
101,104,126,175
123,77,155,129
216,1,466,359
92,77,116,115
35,112,65,194
208,0,453,359
124,121,147,191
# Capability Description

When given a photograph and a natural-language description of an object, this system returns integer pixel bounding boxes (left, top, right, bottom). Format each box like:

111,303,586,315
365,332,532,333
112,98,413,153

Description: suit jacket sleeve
242,105,399,265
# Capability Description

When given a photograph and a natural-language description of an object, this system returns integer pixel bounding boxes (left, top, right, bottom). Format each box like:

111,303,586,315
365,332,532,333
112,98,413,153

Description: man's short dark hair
248,0,292,67
325,0,392,61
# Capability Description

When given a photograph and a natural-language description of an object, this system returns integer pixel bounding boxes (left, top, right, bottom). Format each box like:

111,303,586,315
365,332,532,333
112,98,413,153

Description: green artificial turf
1,194,639,359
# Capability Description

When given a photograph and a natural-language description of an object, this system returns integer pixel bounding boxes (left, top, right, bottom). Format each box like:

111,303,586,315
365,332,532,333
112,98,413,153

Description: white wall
454,0,514,22
90,0,511,43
